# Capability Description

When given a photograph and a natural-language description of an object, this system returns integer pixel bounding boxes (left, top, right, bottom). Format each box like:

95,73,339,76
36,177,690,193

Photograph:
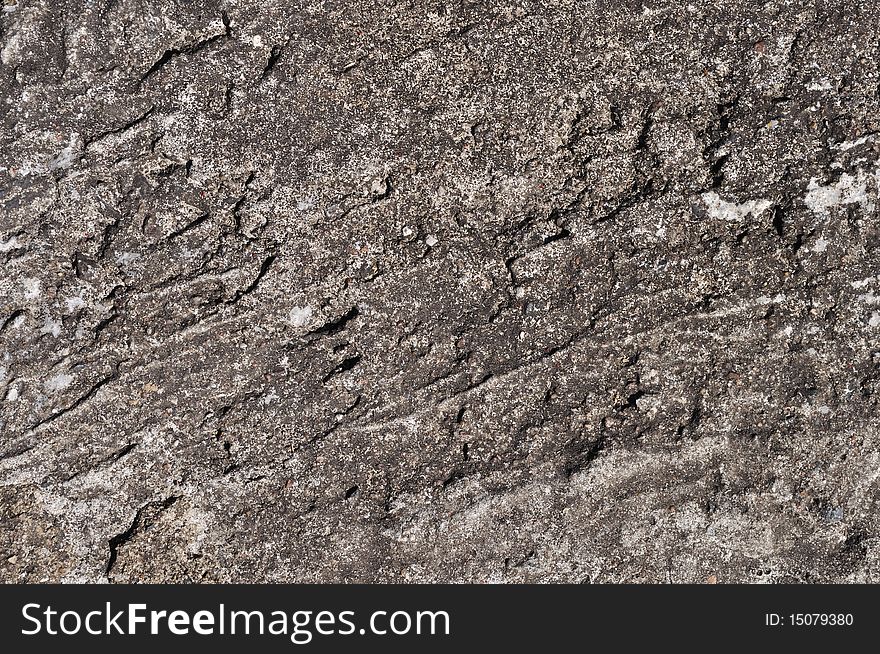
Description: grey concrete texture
1,0,880,583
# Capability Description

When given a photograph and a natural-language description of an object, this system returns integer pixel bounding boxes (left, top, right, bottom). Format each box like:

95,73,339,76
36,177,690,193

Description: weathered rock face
1,0,879,583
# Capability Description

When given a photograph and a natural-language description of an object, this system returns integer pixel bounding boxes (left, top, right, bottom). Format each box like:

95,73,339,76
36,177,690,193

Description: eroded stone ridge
2,0,880,583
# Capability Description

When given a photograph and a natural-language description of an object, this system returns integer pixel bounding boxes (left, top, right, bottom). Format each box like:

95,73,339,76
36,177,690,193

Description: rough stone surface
2,0,880,583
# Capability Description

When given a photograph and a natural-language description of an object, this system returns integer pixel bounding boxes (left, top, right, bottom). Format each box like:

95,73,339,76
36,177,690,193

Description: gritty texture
2,0,880,584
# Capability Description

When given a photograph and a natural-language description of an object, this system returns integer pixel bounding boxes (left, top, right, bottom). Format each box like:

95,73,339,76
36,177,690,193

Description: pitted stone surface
2,0,880,582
